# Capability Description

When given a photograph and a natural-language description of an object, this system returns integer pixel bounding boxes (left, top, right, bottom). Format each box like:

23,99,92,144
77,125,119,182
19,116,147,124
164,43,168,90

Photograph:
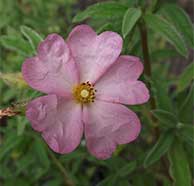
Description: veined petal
95,56,150,105
67,25,123,83
22,34,79,96
26,95,83,154
83,100,141,159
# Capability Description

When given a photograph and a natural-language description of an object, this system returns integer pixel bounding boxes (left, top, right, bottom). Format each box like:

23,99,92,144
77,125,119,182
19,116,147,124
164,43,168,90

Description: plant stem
139,21,156,110
139,23,151,77
48,150,74,186
139,21,159,138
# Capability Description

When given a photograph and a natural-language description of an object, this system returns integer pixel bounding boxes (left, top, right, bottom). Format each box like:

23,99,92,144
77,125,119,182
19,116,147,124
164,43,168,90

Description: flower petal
22,34,79,96
26,95,83,154
83,100,141,159
95,55,150,105
67,25,123,83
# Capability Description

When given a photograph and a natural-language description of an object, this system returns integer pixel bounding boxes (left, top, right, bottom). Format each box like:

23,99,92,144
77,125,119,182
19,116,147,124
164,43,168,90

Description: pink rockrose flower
22,25,150,159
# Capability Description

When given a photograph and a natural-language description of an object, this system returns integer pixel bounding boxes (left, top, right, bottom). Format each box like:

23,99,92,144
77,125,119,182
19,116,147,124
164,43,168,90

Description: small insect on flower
22,25,150,159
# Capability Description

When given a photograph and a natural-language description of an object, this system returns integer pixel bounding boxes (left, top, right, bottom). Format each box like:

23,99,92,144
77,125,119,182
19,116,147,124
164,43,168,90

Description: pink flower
22,25,149,159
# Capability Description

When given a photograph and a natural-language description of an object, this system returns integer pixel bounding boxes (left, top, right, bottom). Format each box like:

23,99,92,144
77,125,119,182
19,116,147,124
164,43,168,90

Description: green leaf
96,23,113,34
132,172,157,186
144,132,174,167
160,4,194,48
96,158,131,186
117,180,129,186
148,0,159,13
97,174,129,186
145,14,188,57
97,175,118,186
4,178,30,186
0,35,32,56
178,84,194,123
0,72,28,89
168,141,192,186
151,77,173,112
45,179,63,186
152,109,178,129
179,125,194,148
151,49,178,62
163,177,173,186
0,133,22,162
17,116,27,136
177,62,194,92
117,161,137,177
73,2,127,23
20,25,43,54
33,137,50,169
122,8,142,38
15,153,34,176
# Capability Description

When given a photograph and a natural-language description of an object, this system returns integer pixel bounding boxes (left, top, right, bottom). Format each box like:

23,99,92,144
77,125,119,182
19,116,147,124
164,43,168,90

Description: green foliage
0,36,32,56
97,175,118,186
17,116,28,136
122,8,142,38
160,4,194,48
0,72,28,89
151,49,178,62
117,160,137,177
152,109,178,129
0,132,23,162
0,0,193,185
33,137,50,170
20,25,43,54
145,14,188,57
179,125,194,148
177,62,194,92
151,76,173,112
178,84,194,123
144,132,174,167
73,2,127,23
168,141,192,186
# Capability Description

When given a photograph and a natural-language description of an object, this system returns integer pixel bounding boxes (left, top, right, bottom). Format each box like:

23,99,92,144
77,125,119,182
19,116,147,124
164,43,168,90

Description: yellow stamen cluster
73,81,97,104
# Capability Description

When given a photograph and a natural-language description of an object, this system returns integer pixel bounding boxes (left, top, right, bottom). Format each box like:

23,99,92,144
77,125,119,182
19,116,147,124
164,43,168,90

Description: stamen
73,81,97,104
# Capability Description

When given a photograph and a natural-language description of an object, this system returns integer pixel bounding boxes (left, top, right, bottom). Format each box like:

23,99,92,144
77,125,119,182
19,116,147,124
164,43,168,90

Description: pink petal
95,55,150,105
67,25,123,83
22,34,79,97
26,95,83,154
83,100,141,159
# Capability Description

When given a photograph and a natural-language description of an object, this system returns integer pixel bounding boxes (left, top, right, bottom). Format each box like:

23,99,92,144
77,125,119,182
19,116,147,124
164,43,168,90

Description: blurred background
0,0,193,186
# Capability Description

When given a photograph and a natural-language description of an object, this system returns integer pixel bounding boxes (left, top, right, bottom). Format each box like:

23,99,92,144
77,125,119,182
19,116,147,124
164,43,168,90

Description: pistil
73,82,96,104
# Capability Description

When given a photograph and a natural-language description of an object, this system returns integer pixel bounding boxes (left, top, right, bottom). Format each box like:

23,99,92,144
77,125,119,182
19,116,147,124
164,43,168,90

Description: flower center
80,89,89,98
73,81,96,104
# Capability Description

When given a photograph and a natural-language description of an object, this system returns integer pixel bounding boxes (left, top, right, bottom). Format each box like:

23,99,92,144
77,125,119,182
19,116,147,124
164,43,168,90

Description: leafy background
0,0,193,186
